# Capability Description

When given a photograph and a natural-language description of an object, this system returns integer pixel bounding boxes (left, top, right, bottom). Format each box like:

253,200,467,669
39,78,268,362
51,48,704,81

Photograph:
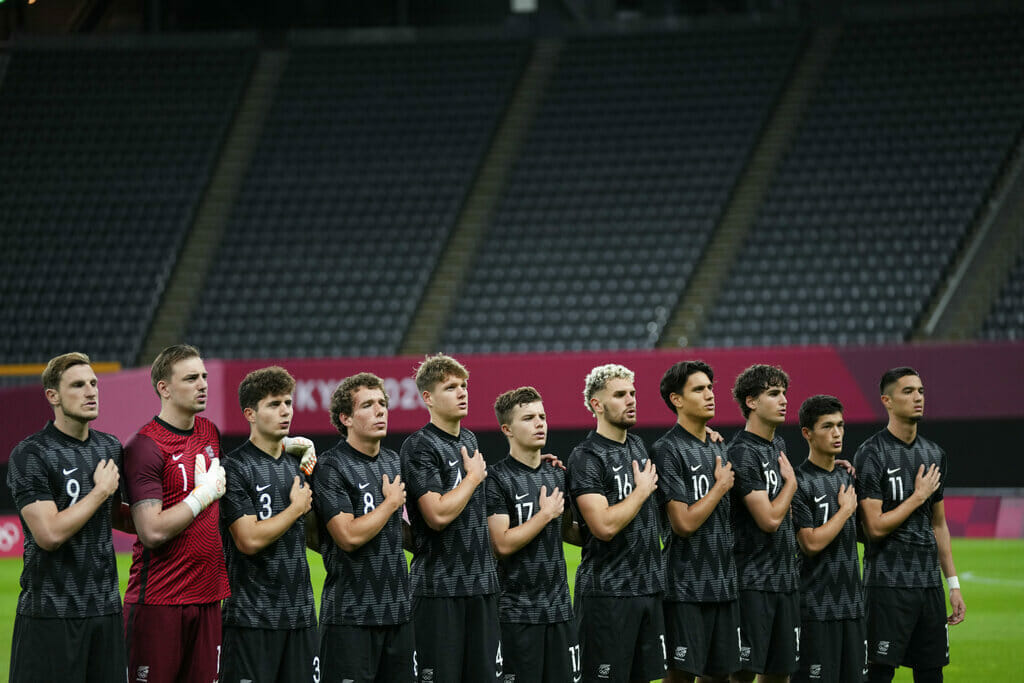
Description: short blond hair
494,386,542,427
42,352,91,391
414,353,468,393
583,364,635,415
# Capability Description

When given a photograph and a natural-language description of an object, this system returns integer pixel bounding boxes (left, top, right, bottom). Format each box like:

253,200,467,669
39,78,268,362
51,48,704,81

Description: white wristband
947,575,960,591
183,492,203,518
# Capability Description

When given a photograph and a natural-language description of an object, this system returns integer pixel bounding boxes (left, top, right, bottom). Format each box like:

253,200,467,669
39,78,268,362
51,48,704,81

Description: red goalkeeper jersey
123,415,230,605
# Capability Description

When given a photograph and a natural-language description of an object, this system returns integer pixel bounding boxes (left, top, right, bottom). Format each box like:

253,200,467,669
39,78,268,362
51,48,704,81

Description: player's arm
859,464,940,541
666,456,733,537
796,483,857,556
416,446,486,532
561,504,582,546
742,452,797,533
931,499,966,624
110,491,135,534
20,458,121,552
304,509,320,552
574,459,657,542
326,473,405,552
488,485,564,557
229,475,312,555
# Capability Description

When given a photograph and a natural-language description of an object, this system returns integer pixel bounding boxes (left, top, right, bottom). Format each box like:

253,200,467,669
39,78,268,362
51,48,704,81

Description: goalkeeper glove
283,436,317,476
184,456,226,518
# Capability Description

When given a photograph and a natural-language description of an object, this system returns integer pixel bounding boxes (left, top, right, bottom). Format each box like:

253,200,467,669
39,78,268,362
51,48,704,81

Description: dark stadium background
1,0,1023,517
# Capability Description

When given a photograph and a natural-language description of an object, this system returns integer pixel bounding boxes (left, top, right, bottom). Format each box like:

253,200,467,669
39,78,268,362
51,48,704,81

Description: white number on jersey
690,474,710,499
259,492,272,520
515,501,534,526
614,472,633,500
66,478,80,506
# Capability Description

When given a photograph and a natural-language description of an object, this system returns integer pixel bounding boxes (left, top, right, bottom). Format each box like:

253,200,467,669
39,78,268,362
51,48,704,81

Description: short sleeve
485,474,509,518
933,448,947,503
653,441,690,505
8,443,55,510
791,479,813,530
403,443,444,500
567,449,604,498
854,443,884,501
220,457,256,526
729,442,763,498
313,459,353,522
124,433,165,504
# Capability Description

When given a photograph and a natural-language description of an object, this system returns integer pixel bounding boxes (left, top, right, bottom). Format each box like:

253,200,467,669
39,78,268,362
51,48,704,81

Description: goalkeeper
123,345,317,683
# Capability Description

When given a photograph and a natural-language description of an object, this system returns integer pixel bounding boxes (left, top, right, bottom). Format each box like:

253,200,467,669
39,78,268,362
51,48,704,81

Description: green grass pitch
0,538,1021,680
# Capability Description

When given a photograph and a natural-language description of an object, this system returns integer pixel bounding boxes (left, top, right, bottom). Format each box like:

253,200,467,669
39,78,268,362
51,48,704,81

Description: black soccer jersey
402,423,499,598
792,459,864,621
567,431,666,598
853,429,946,589
652,424,737,603
484,456,573,624
219,441,316,630
729,430,799,593
313,440,412,627
7,421,123,618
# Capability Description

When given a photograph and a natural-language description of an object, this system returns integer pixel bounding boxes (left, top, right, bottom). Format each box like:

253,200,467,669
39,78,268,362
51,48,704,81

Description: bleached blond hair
583,364,635,415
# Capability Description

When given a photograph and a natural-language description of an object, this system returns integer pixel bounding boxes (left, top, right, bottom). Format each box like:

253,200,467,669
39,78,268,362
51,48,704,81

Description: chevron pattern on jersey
653,424,737,603
314,441,412,626
854,429,946,589
220,441,316,629
792,460,865,621
402,425,499,597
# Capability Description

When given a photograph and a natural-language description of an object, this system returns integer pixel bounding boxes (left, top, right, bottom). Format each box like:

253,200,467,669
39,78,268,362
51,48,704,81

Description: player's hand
382,473,406,510
836,458,856,478
541,453,566,471
289,475,312,515
912,464,941,503
632,459,658,498
778,451,795,482
838,483,857,513
948,589,966,625
705,426,725,444
538,485,564,521
92,459,120,499
462,446,487,484
185,456,226,517
712,456,734,492
283,436,317,475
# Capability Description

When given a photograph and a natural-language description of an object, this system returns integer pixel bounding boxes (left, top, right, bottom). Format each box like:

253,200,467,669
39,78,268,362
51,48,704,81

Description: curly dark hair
732,364,789,419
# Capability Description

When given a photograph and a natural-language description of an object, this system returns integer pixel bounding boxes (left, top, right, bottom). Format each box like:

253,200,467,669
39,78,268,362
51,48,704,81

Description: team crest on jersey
205,445,215,460
135,665,149,681
675,646,688,661
877,641,890,655
809,664,822,678
597,663,612,678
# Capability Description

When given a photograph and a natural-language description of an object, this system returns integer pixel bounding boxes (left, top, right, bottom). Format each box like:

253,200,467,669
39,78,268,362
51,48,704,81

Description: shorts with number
124,601,221,683
220,624,317,683
413,594,501,683
865,586,948,669
793,618,866,683
499,619,580,683
11,612,125,683
664,600,741,677
737,589,800,676
575,593,667,683
320,621,415,683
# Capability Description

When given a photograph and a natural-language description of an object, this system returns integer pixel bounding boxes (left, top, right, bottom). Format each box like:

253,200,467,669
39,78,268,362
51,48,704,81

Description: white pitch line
960,571,1024,588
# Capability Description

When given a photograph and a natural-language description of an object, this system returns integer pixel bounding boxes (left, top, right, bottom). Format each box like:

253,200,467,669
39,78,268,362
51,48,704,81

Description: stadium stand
0,46,254,365
441,29,803,353
981,245,1024,341
700,14,1024,348
186,41,529,359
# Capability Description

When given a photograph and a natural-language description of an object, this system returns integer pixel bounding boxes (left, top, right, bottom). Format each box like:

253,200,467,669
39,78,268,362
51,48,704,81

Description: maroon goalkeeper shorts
124,601,221,683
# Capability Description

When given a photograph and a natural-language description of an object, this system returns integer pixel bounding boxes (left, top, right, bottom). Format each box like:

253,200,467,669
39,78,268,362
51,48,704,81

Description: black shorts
11,612,125,683
793,618,867,683
575,593,667,683
320,620,415,683
865,586,949,669
220,624,318,683
500,619,580,683
737,589,801,676
412,594,501,683
664,600,741,677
